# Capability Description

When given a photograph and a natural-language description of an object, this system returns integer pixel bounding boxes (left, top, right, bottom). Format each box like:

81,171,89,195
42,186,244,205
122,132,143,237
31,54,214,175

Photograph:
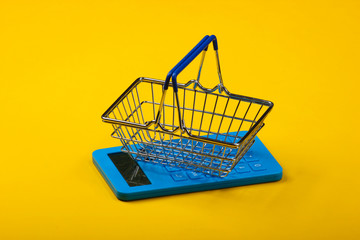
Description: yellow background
1,0,359,239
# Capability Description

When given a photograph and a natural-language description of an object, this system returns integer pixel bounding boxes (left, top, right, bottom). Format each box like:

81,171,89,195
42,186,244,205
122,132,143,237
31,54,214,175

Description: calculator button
165,166,181,172
249,163,266,171
239,158,246,163
244,153,259,162
235,164,251,173
187,171,205,180
171,173,188,181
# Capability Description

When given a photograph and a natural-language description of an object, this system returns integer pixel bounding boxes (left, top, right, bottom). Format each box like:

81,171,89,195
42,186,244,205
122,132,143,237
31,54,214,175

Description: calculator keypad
166,151,267,182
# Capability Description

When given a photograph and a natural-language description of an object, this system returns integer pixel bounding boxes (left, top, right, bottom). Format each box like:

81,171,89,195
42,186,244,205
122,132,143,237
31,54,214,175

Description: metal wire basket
102,35,273,177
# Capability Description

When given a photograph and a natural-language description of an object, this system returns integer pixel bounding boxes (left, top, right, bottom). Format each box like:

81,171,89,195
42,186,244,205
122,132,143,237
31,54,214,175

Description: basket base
93,136,282,201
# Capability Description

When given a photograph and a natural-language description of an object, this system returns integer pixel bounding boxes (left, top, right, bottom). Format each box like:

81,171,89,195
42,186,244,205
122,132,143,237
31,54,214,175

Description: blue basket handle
163,35,215,91
169,35,218,92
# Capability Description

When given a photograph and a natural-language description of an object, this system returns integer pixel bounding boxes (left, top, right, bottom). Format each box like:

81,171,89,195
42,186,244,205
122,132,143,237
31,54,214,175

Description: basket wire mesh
102,35,273,177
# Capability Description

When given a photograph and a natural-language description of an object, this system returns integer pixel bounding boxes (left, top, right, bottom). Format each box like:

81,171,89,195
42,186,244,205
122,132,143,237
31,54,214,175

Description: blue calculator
93,135,282,201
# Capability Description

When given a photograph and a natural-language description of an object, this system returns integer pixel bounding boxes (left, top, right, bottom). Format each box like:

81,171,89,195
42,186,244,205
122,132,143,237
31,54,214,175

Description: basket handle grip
163,35,217,92
155,35,219,130
169,35,218,92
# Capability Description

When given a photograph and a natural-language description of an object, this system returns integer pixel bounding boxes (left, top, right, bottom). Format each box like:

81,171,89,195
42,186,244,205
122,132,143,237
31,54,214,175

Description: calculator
93,134,282,201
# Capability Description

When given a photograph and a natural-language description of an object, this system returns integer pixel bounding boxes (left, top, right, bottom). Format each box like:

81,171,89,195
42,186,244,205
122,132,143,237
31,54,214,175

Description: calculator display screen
108,152,151,187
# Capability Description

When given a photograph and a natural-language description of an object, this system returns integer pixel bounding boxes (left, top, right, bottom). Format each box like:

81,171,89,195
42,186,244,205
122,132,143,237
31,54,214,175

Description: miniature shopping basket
101,35,273,177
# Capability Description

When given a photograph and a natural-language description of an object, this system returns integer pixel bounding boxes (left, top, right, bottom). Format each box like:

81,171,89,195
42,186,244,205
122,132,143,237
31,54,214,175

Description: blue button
235,164,251,173
187,171,205,180
244,152,259,162
171,173,188,181
165,166,181,172
249,163,266,171
239,158,246,163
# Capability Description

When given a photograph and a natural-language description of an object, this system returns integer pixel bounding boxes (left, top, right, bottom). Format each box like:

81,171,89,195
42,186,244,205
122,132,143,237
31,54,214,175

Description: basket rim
101,77,273,148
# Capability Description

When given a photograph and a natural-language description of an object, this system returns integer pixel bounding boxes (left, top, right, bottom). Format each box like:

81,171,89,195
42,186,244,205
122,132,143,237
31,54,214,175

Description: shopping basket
101,35,273,177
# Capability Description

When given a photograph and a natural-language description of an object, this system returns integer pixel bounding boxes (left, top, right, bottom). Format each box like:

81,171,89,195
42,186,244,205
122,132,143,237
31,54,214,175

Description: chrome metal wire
102,76,272,177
